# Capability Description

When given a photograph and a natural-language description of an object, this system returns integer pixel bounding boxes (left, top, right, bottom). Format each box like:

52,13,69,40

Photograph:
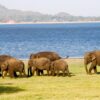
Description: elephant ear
91,54,96,61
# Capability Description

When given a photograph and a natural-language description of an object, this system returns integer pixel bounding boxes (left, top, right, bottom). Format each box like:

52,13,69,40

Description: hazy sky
0,0,100,16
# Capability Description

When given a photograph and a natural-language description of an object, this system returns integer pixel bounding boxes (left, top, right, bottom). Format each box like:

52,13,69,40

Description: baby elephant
28,57,51,76
51,59,70,76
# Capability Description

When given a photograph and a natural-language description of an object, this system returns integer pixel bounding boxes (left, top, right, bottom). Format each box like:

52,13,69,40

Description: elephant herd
0,50,100,78
28,51,70,77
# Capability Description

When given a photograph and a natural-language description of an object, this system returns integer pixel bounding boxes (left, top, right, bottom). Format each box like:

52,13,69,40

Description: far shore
0,21,100,25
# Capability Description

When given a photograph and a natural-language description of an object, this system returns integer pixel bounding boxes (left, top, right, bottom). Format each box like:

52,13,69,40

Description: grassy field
1,59,100,100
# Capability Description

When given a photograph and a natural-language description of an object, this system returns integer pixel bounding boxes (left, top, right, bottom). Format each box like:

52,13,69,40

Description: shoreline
0,21,100,25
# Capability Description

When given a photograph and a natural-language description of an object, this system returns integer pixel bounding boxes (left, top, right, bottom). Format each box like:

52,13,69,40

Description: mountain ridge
0,4,100,23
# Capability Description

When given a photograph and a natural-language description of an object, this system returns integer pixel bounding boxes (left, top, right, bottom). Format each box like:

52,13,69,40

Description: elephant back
30,51,61,61
52,59,68,70
0,55,13,64
32,57,51,70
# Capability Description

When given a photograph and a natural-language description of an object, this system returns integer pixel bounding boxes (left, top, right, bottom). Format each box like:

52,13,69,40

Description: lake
0,23,100,59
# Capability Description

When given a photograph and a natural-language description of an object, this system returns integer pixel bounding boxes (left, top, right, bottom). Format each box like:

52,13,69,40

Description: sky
0,0,100,17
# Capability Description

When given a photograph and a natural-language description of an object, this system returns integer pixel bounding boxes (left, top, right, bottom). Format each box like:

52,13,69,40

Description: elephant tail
30,54,33,59
62,56,69,60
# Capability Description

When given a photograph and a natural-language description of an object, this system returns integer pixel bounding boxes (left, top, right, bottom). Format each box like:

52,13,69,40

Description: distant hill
0,4,100,23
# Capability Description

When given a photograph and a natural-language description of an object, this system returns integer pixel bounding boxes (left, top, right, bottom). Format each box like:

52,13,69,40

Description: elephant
28,57,51,76
30,51,61,61
0,55,13,76
51,59,70,76
0,55,13,68
29,51,61,76
1,58,26,78
28,58,43,77
84,50,100,74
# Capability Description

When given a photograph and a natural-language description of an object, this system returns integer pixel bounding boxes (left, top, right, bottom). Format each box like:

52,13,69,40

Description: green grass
0,59,100,100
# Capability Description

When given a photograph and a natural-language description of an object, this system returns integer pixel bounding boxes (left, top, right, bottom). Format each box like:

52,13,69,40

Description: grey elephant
28,57,51,76
51,59,70,76
84,50,100,74
1,58,26,78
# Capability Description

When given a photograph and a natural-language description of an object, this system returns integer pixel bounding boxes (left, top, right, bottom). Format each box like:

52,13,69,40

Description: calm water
0,23,100,59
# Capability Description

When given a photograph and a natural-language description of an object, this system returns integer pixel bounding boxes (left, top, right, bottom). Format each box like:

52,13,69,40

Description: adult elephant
1,58,26,78
28,57,51,76
0,55,13,75
84,50,100,74
30,51,61,61
29,51,61,76
0,55,13,66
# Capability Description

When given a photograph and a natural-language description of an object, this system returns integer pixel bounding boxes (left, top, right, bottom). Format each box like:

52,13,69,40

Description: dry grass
0,58,100,100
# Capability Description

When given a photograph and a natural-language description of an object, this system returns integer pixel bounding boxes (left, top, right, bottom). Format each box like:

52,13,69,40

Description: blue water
0,23,100,59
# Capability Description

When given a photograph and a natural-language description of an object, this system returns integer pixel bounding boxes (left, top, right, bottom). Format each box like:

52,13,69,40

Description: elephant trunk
85,64,88,74
84,60,88,74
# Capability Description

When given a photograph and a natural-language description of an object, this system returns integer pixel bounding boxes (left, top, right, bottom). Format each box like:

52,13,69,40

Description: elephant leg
57,70,59,76
32,69,36,76
67,69,70,76
89,63,96,74
23,69,26,77
51,70,55,76
2,71,7,78
36,70,39,76
65,68,70,76
89,60,97,74
0,68,1,73
40,70,44,76
31,67,36,76
4,71,7,78
30,67,33,76
1,70,4,78
52,70,55,76
36,70,43,76
47,70,49,76
14,71,18,77
28,68,30,77
50,70,53,76
9,70,14,78
19,72,22,77
36,70,40,76
89,67,93,74
93,66,97,74
63,70,65,77
28,67,33,77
